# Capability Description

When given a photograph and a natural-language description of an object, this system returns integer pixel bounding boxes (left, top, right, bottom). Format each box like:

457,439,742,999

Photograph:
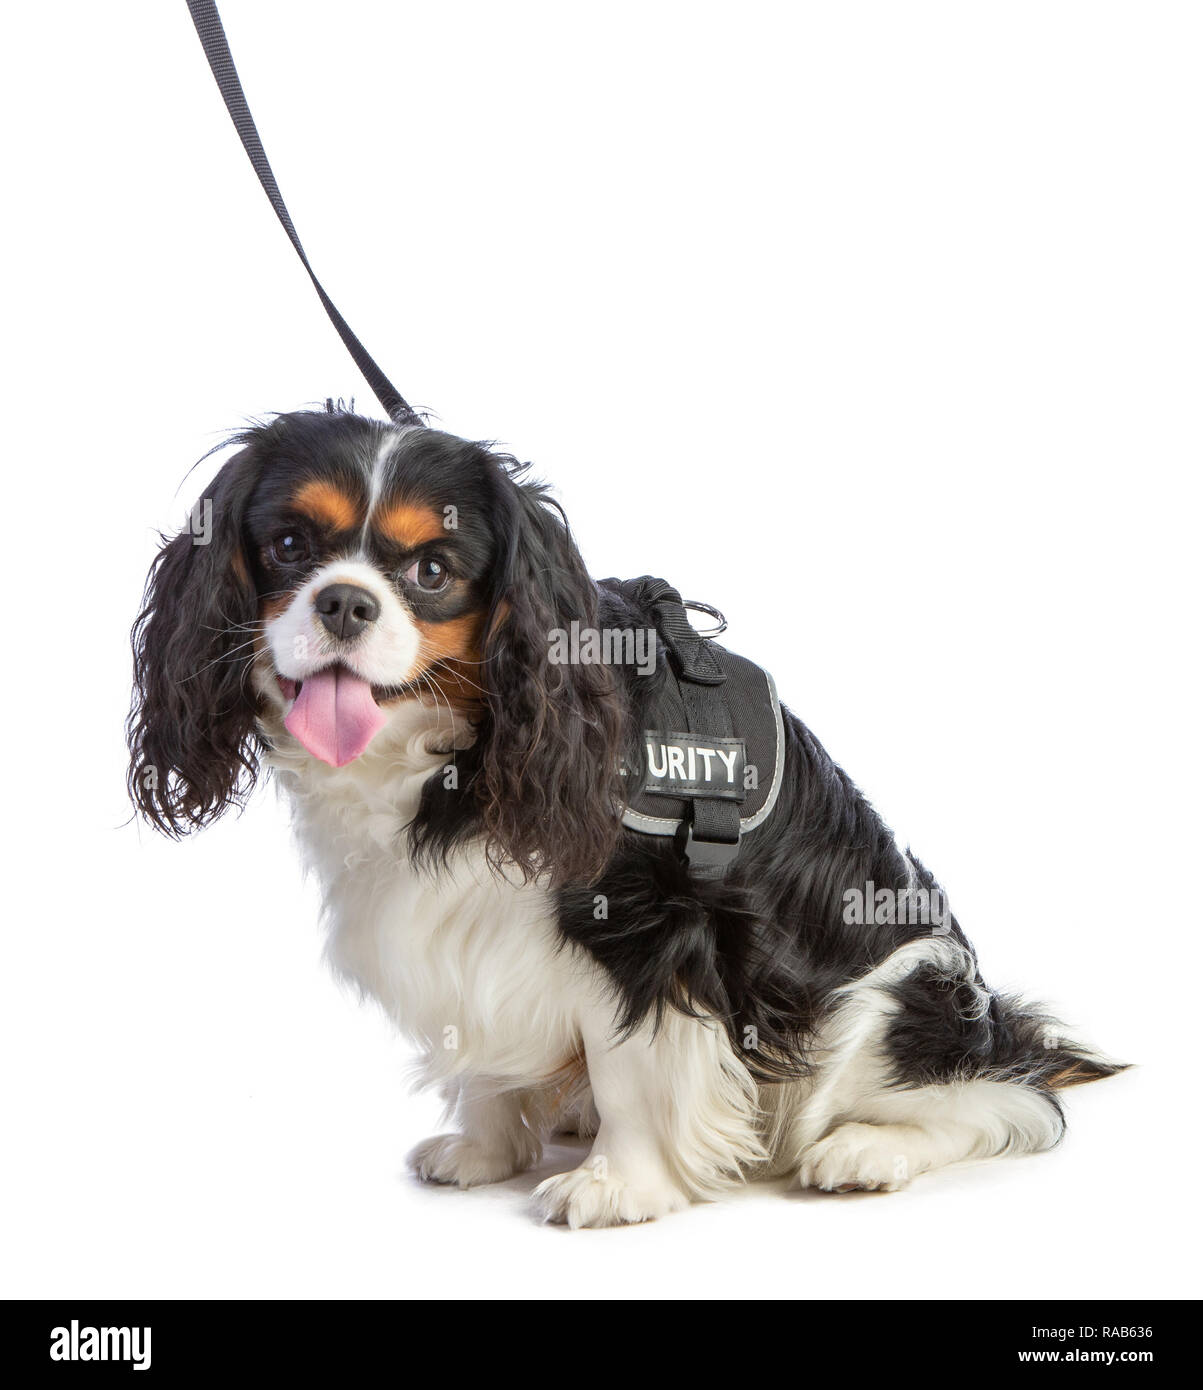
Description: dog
128,405,1124,1227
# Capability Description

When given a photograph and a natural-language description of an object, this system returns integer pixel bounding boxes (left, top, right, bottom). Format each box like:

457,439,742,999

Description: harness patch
603,575,786,873
642,733,747,801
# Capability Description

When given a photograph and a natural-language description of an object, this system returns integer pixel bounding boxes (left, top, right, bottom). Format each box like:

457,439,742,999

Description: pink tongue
283,667,387,767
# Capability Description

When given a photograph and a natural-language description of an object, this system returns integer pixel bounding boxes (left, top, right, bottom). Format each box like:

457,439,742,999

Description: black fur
127,435,266,833
409,461,627,886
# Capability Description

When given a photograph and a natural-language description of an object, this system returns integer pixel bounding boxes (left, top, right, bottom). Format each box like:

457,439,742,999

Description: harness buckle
675,821,741,873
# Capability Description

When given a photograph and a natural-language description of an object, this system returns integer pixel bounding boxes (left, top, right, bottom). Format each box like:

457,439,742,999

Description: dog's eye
271,533,310,565
401,557,450,591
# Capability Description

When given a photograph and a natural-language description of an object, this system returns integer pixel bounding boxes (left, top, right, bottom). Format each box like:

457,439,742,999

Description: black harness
606,579,784,878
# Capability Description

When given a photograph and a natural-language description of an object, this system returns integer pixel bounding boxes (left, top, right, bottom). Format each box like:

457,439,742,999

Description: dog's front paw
797,1123,913,1193
532,1162,689,1228
407,1132,533,1188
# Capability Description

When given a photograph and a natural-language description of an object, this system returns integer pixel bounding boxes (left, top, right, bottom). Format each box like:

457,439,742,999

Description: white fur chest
266,701,586,1086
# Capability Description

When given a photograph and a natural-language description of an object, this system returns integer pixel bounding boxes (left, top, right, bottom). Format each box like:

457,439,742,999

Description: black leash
184,0,421,426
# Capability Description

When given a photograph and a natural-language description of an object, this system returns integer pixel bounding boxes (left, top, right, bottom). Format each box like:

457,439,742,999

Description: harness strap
643,582,742,876
676,678,742,872
184,0,420,426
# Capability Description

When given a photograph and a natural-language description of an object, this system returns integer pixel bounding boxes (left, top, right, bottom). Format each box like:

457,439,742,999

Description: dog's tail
994,994,1130,1090
1044,1045,1130,1090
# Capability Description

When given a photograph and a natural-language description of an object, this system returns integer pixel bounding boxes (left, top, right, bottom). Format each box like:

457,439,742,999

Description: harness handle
184,1,422,426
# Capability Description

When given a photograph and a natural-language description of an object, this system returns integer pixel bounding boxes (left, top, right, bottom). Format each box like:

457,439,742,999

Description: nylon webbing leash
183,0,421,426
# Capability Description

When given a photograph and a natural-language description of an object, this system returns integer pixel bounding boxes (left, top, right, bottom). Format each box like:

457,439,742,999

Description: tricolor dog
128,407,1124,1226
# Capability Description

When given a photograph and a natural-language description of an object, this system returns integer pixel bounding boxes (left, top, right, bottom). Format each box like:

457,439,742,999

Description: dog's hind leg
789,936,1124,1193
796,1085,1065,1192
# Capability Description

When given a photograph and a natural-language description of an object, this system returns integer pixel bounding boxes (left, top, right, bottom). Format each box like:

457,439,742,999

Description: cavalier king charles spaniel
128,406,1123,1227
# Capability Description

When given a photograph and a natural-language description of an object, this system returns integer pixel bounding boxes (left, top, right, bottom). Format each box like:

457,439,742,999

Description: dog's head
128,408,625,883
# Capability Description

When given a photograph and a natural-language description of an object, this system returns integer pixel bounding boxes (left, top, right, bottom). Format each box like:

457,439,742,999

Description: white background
1,1,1199,1300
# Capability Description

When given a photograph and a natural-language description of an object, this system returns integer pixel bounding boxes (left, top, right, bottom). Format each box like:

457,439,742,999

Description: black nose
314,583,381,640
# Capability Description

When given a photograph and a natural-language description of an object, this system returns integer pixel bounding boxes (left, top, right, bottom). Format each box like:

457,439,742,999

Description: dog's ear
127,440,265,834
476,471,626,885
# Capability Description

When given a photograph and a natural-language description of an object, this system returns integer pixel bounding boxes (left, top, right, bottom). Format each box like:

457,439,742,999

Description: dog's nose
314,583,381,640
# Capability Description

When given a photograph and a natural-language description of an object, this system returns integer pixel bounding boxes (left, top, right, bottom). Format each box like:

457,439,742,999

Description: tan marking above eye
291,479,362,531
375,500,447,551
